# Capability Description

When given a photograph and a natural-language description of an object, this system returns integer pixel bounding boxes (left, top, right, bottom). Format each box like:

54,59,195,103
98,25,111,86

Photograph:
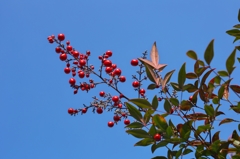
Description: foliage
48,9,240,159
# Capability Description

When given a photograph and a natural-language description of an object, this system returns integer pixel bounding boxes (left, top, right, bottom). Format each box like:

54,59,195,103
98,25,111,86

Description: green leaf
219,118,239,126
126,129,150,138
238,57,240,63
186,50,198,60
196,66,209,77
183,148,193,155
204,39,214,65
125,122,144,128
218,85,225,99
186,72,198,79
151,141,168,153
125,102,142,122
230,85,240,93
162,70,175,90
148,83,157,90
151,156,167,159
148,124,157,136
212,131,220,142
238,124,240,132
166,126,173,139
204,105,214,117
180,121,192,139
200,69,215,88
226,29,240,37
143,63,156,83
233,24,240,28
178,63,186,90
170,82,181,91
164,99,172,113
226,48,236,75
129,98,152,109
152,95,159,110
197,124,211,133
153,114,168,130
134,138,154,146
180,100,192,111
175,148,183,158
143,109,154,124
170,98,179,106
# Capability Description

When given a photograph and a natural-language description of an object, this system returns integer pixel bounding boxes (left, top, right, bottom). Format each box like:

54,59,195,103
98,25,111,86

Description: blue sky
1,1,240,159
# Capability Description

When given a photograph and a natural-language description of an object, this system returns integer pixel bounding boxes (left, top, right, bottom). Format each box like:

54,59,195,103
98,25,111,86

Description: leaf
183,148,193,155
151,141,168,153
218,70,229,77
138,58,155,69
184,113,208,120
152,95,159,110
148,124,157,136
152,114,168,130
204,105,214,117
143,109,154,124
212,131,220,142
233,24,240,28
219,118,239,126
226,29,240,37
142,62,157,83
226,48,236,75
218,85,225,99
129,98,152,109
134,138,154,146
180,100,192,111
166,126,173,139
223,85,229,100
186,50,198,60
200,69,215,88
126,129,150,138
204,39,214,65
164,99,172,113
147,83,157,90
196,66,209,77
230,85,240,93
125,102,142,122
238,9,240,22
151,42,159,67
170,82,181,91
186,72,198,79
125,122,144,128
180,121,192,139
178,63,186,90
170,98,179,106
197,124,211,133
238,57,240,63
162,70,175,90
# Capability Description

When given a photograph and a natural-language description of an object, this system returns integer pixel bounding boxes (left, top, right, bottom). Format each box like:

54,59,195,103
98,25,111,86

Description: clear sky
1,1,240,159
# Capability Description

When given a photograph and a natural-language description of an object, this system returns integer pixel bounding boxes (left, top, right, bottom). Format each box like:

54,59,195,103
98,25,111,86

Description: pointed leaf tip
151,42,159,67
204,39,214,65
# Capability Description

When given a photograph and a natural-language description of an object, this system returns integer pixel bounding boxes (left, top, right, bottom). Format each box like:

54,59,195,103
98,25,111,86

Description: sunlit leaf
186,50,198,60
125,102,142,122
204,39,214,65
178,63,186,90
150,42,159,66
204,105,214,117
226,48,236,75
223,85,229,100
153,114,168,130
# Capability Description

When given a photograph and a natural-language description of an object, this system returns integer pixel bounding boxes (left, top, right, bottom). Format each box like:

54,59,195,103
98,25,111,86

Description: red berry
177,124,183,132
98,56,102,60
74,109,78,114
112,64,117,69
64,67,71,74
58,33,65,41
139,88,145,94
82,108,87,114
72,51,79,58
108,121,114,127
119,94,124,98
154,133,161,141
60,53,67,61
66,41,70,45
66,63,70,67
118,103,122,108
106,50,112,57
189,96,193,101
78,71,85,78
132,81,140,87
48,36,54,43
113,115,120,122
99,91,105,97
105,67,113,73
68,108,74,114
119,76,126,82
170,108,174,114
74,89,78,94
112,96,119,102
86,50,91,56
131,59,138,66
96,107,103,114
55,47,61,53
124,119,130,125
69,78,76,85
79,60,86,66
114,68,121,76
67,45,73,51
103,60,112,67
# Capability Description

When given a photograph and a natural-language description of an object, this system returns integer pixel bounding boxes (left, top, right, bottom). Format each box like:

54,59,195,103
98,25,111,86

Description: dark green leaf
237,57,240,63
125,102,142,122
170,82,181,91
218,85,225,99
204,39,214,65
162,70,175,90
126,129,150,138
166,126,173,139
129,98,152,109
180,121,193,139
204,105,214,117
134,138,154,146
212,97,219,104
152,95,159,110
196,66,209,77
197,124,211,133
232,130,239,140
148,83,157,90
175,148,183,158
200,69,215,88
218,70,229,77
211,140,221,153
238,9,240,22
186,72,198,79
226,29,240,37
233,24,240,28
143,109,154,125
198,60,205,66
164,99,172,113
226,48,236,75
180,100,192,111
178,63,186,90
143,63,157,83
151,141,168,153
153,114,168,130
238,124,240,132
148,124,157,136
212,131,220,142
186,50,198,60
170,98,179,106
183,148,193,155
151,156,167,159
125,122,144,128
